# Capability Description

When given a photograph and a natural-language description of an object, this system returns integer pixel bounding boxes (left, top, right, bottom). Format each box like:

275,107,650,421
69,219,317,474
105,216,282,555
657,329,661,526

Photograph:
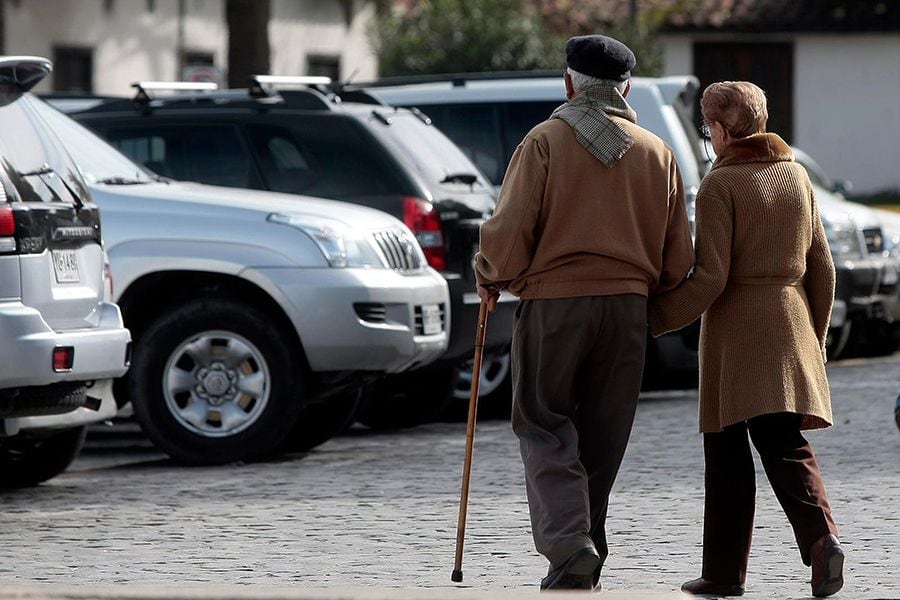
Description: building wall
662,33,900,195
794,34,900,195
3,0,378,96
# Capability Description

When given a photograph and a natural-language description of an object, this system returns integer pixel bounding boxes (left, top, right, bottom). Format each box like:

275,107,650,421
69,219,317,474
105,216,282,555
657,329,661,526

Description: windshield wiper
441,173,479,186
95,176,149,185
19,163,84,209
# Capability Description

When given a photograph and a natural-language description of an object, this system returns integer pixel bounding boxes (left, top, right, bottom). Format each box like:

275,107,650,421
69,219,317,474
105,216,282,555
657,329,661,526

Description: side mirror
0,56,52,107
832,179,853,196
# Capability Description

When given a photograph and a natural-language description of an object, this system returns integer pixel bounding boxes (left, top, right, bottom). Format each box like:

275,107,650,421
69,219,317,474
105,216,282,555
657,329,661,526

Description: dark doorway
53,46,93,93
693,42,794,142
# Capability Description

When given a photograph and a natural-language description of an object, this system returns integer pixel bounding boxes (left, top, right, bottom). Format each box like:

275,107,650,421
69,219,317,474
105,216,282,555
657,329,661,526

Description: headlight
267,213,383,268
821,214,863,262
888,233,900,259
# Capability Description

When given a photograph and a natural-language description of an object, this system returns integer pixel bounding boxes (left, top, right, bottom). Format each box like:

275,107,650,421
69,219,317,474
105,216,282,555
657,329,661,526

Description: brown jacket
474,117,694,299
649,133,835,432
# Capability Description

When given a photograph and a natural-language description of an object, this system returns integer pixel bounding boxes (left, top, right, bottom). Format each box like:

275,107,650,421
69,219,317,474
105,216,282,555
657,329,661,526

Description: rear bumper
0,301,131,389
438,275,516,364
2,379,117,436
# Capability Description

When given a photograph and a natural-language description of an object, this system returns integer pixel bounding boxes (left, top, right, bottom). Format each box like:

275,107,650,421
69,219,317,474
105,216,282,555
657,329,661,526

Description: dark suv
51,79,512,427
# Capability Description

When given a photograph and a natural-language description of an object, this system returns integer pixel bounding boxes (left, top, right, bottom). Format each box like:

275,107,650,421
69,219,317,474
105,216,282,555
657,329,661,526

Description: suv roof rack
347,70,565,90
248,74,332,96
246,74,337,109
132,80,218,103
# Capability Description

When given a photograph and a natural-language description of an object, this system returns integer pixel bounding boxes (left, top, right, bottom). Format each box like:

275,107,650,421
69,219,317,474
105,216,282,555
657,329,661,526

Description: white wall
4,0,378,95
794,34,900,195
270,0,377,81
662,36,692,76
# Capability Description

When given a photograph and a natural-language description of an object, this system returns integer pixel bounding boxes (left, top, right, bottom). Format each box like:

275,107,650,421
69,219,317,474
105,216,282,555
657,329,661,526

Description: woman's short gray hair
567,67,628,94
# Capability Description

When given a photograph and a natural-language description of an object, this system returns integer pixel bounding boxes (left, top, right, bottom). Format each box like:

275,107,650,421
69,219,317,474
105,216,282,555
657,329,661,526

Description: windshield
371,110,490,191
27,95,154,185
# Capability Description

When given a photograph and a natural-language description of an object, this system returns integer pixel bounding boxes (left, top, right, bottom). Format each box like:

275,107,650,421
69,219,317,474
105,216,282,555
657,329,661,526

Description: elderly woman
649,81,844,598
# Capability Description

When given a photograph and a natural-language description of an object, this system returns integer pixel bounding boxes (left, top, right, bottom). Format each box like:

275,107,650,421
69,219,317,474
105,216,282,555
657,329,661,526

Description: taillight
52,346,74,372
0,205,15,253
403,196,446,270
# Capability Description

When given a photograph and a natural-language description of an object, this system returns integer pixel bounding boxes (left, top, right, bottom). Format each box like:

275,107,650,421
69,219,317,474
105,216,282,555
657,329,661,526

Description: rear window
104,124,256,188
0,97,87,204
246,118,406,199
371,111,491,192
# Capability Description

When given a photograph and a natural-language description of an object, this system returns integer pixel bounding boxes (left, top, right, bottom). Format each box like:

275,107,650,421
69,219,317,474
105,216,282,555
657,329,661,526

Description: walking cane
451,299,490,583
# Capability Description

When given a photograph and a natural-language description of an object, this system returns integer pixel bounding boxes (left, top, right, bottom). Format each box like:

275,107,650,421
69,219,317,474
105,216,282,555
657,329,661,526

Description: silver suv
0,57,130,487
32,94,450,465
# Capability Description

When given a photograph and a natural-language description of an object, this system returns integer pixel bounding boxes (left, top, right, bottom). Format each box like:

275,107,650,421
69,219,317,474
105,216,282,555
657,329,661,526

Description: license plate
421,304,442,335
52,249,80,283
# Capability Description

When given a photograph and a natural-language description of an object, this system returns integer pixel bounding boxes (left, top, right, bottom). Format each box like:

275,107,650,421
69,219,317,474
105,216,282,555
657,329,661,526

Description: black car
51,79,514,427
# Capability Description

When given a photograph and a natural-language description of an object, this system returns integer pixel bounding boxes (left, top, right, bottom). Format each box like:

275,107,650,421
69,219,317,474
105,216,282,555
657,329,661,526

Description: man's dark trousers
511,294,647,570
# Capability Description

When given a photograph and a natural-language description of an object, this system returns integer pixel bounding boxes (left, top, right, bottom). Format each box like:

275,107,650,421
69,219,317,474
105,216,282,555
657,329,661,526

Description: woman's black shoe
681,577,745,596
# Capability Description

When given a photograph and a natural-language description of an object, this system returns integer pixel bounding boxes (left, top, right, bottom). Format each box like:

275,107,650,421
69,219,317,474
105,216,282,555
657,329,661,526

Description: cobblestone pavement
0,356,898,600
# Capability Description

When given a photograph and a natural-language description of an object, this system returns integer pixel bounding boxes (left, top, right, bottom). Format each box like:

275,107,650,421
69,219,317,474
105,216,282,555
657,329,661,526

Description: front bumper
0,301,131,389
247,266,450,374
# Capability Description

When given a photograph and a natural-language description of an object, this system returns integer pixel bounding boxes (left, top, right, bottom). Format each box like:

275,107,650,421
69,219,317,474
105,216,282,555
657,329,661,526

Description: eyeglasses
699,122,713,163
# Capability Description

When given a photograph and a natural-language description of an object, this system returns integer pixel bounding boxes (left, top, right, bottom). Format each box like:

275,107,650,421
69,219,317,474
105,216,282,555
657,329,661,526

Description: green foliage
372,0,568,76
594,23,663,77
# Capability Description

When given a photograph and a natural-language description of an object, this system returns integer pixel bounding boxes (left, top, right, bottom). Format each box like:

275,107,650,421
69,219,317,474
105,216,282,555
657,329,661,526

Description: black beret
565,35,636,81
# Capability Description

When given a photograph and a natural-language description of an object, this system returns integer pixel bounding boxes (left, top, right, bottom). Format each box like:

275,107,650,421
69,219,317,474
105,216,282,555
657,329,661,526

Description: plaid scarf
550,84,638,167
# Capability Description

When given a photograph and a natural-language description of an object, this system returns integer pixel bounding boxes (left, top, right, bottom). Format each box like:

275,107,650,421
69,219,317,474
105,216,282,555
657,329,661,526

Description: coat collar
711,132,794,171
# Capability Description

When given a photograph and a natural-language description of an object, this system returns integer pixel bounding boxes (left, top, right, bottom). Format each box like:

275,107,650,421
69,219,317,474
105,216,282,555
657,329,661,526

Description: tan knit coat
649,133,835,433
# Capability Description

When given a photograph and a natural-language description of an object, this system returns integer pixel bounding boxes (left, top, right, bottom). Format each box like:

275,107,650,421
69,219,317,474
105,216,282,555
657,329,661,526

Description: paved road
0,356,898,600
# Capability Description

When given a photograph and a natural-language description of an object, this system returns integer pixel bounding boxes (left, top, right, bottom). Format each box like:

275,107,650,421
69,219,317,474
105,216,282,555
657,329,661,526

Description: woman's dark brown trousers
701,412,838,583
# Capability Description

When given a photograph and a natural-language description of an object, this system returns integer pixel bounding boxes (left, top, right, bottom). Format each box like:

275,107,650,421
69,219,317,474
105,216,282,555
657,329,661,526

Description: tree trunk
226,0,271,89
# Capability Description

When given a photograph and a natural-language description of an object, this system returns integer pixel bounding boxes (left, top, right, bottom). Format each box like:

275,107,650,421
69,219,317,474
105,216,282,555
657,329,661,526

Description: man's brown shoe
681,577,745,597
810,534,844,597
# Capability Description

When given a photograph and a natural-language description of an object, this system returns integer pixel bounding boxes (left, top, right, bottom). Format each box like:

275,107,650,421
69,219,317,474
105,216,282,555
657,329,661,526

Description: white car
0,57,131,487
793,148,899,356
32,94,449,465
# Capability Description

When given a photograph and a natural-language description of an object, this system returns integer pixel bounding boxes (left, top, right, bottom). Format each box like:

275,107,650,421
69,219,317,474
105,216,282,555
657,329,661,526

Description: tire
357,366,457,430
279,388,362,453
826,322,852,361
0,426,87,488
129,297,304,465
442,352,512,421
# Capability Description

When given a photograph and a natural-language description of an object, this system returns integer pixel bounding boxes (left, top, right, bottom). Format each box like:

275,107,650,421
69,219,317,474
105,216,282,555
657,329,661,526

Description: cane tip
451,569,464,582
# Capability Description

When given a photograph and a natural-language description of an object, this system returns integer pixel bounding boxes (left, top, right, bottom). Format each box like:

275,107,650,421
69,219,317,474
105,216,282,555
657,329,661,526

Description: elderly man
474,35,694,591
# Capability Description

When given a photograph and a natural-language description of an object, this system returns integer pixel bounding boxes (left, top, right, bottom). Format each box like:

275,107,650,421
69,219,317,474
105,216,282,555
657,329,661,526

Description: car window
372,111,490,191
27,97,153,185
247,119,405,199
794,154,832,190
503,101,560,181
421,104,505,185
0,96,86,204
105,125,254,188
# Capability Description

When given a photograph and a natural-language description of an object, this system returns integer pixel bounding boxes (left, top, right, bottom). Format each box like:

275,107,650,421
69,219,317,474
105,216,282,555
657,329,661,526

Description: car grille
414,303,447,335
863,227,885,255
372,229,422,271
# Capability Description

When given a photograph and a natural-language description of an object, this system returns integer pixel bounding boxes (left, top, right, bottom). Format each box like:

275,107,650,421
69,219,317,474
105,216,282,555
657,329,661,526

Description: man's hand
477,284,500,313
